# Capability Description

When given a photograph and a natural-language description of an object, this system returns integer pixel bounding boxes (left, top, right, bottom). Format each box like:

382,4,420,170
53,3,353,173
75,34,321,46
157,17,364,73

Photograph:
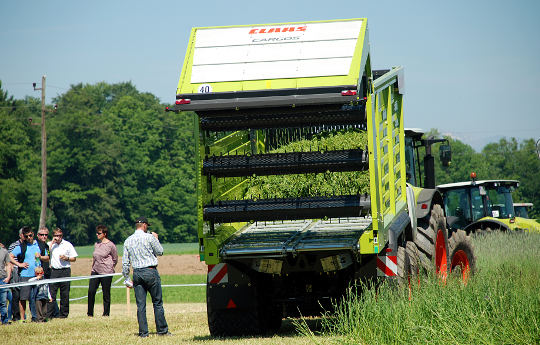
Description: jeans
6,288,12,321
133,267,168,336
0,281,8,324
29,286,37,320
87,272,113,316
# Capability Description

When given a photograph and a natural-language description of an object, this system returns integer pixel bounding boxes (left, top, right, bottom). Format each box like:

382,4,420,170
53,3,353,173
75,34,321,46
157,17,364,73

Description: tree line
1,81,538,245
0,81,196,245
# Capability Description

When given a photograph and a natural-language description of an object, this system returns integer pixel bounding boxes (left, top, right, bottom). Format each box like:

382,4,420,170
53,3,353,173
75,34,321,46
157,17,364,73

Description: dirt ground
70,254,207,276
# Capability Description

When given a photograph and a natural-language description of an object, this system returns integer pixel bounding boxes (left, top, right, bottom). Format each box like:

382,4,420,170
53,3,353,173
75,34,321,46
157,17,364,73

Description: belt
135,266,157,270
51,267,70,270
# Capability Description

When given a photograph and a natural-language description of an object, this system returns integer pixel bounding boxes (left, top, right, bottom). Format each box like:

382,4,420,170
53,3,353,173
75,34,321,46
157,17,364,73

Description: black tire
207,308,261,337
448,229,476,282
206,276,281,337
397,241,420,286
414,204,450,276
406,241,420,277
206,282,263,337
397,245,410,285
260,303,282,333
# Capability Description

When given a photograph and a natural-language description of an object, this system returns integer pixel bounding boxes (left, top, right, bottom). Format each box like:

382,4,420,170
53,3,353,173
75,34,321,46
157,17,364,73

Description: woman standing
87,225,118,317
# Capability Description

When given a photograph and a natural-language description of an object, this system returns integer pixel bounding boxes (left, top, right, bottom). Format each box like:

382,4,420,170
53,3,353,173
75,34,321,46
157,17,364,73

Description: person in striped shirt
122,217,171,338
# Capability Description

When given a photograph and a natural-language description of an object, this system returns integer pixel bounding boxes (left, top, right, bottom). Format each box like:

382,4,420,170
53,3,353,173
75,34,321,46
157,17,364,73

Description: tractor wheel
206,283,263,337
448,229,476,284
414,204,450,278
397,241,420,287
207,308,260,337
397,245,410,285
260,303,282,333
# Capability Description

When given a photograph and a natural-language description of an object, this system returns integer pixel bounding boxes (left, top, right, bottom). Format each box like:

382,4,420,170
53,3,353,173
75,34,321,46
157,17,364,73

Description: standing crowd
0,226,79,323
0,225,120,324
1,218,171,338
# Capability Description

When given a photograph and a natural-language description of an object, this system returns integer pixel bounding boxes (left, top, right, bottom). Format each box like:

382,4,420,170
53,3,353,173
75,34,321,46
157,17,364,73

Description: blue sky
1,0,539,150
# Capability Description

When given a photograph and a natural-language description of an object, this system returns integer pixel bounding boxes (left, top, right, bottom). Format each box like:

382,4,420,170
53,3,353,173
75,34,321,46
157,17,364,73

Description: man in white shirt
48,227,78,319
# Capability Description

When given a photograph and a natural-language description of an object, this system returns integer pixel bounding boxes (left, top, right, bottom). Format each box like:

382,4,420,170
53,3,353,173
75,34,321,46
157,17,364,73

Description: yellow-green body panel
185,19,408,264
477,216,540,233
367,67,407,251
177,19,369,95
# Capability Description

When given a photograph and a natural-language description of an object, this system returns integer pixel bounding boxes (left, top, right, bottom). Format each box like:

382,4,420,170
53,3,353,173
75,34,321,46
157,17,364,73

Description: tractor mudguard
416,188,443,219
463,219,510,233
207,262,257,312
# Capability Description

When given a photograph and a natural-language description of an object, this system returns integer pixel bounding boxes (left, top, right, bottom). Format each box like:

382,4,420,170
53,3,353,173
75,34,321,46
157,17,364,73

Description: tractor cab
513,202,533,218
404,128,451,189
437,176,519,232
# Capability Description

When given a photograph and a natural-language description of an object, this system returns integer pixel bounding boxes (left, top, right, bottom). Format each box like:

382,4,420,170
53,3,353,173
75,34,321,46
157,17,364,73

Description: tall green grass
296,232,540,344
75,242,198,258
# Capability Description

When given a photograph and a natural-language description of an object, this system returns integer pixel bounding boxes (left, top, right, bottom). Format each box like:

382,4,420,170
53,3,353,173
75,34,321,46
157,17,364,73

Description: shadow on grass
192,317,323,341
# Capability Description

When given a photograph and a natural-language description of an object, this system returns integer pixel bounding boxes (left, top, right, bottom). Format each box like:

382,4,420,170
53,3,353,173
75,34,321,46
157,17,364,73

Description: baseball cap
135,216,151,226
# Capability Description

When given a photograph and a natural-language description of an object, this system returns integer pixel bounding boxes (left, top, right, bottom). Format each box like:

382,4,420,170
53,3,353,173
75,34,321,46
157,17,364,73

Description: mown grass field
3,232,539,344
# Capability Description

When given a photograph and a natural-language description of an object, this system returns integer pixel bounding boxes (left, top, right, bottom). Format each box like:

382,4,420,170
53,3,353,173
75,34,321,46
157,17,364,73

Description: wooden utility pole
34,75,47,229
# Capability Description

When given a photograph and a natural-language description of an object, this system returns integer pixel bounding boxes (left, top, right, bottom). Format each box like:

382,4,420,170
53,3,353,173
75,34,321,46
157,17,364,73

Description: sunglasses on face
25,234,34,238
38,233,48,236
53,234,62,238
96,232,103,235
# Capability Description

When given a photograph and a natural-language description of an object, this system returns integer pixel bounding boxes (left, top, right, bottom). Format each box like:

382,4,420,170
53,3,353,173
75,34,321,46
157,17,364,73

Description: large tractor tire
207,307,261,337
397,241,420,286
448,229,476,283
207,275,281,337
414,204,450,278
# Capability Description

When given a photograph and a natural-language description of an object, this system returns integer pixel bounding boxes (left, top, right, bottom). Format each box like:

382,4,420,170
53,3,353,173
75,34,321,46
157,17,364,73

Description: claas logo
249,26,307,34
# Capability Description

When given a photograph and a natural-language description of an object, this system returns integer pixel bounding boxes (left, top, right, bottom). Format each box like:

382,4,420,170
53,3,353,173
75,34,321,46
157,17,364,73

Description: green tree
45,82,196,245
0,81,42,244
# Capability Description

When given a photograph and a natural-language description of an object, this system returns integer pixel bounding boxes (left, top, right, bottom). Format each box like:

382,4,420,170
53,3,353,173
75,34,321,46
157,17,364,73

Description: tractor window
486,187,514,219
514,206,529,218
471,188,485,221
444,188,471,230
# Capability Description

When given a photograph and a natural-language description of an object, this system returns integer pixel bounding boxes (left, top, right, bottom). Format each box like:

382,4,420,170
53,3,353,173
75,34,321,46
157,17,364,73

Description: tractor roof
437,180,519,190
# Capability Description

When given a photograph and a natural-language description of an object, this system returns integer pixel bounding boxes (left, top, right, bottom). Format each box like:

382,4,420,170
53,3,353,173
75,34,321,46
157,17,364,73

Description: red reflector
470,172,477,179
421,203,428,209
175,99,191,105
341,90,357,96
226,299,237,309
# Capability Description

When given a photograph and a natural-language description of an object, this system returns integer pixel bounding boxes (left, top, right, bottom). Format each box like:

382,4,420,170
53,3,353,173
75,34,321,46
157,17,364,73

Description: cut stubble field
1,303,323,345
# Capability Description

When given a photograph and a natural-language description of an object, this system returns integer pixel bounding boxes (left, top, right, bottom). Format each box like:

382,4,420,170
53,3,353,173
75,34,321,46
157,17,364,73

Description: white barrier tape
65,276,125,302
70,283,206,288
0,273,123,289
